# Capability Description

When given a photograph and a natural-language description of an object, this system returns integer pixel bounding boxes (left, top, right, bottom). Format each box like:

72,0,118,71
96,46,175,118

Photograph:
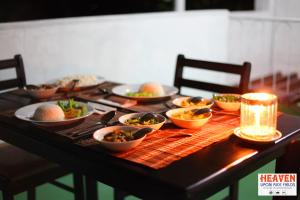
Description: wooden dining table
0,81,299,200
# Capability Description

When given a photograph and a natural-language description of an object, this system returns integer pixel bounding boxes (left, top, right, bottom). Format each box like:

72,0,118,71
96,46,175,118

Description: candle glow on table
240,93,278,140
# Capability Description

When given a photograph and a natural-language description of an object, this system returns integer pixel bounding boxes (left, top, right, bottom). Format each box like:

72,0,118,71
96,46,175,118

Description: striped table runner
114,114,240,169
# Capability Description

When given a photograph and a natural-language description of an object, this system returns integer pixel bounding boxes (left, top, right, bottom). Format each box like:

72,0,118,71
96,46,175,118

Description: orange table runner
113,114,240,169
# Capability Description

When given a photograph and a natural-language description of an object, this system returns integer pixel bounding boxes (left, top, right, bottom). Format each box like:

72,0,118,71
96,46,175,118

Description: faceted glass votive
240,93,278,140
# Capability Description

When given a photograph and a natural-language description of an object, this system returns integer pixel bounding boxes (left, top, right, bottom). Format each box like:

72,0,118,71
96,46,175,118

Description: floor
2,104,297,200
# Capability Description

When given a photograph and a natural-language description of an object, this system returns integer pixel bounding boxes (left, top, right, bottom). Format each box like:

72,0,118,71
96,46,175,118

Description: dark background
0,0,254,23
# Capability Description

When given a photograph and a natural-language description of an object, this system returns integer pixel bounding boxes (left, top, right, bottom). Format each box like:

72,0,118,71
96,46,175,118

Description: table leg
229,181,238,200
84,176,98,200
73,174,85,200
27,188,36,200
114,189,128,200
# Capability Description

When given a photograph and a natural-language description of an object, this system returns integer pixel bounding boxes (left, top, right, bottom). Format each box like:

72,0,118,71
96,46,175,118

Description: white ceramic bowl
166,107,212,129
93,126,146,152
25,85,59,99
172,97,213,108
119,112,166,130
214,94,241,112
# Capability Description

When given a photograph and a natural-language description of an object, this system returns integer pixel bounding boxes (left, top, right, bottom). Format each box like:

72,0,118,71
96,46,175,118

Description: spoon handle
71,125,104,137
192,108,212,115
133,127,153,139
166,133,193,139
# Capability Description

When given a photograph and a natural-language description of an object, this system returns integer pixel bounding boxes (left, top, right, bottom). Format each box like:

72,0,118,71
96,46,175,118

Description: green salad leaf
57,99,88,118
126,92,157,97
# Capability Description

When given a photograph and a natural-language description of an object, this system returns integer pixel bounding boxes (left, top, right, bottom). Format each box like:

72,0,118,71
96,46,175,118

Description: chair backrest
174,54,251,95
0,54,26,91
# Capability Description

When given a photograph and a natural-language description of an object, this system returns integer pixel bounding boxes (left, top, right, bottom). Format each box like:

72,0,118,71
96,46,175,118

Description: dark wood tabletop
0,83,299,200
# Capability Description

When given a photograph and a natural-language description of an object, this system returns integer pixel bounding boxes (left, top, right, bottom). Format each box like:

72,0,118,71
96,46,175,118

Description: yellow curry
172,110,209,120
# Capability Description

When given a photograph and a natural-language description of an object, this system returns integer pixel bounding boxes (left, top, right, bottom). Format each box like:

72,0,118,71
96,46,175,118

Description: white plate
15,101,94,126
112,84,178,102
233,127,282,143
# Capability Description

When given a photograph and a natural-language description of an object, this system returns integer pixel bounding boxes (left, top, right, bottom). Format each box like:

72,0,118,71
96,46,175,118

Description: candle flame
250,105,263,127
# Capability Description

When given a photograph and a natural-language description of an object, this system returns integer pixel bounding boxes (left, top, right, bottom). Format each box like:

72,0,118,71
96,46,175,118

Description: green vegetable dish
104,129,135,142
57,99,88,119
213,94,241,102
125,117,159,125
126,92,157,97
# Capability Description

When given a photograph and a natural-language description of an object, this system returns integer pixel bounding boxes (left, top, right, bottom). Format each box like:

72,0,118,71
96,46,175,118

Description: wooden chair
0,55,26,91
174,54,251,95
174,54,251,200
0,55,84,200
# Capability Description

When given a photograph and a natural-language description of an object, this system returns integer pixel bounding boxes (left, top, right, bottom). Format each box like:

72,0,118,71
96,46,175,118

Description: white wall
228,13,273,79
2,0,299,95
228,0,300,82
273,0,300,18
0,11,228,87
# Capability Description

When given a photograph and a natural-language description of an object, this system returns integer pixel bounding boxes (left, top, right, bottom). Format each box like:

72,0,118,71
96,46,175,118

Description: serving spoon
71,110,116,137
166,133,193,139
191,108,212,116
70,79,79,91
64,79,79,98
140,113,160,123
132,127,153,139
94,110,116,126
188,96,204,104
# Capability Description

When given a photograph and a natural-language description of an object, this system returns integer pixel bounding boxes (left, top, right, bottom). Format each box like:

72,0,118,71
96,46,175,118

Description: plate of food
53,75,105,92
172,96,213,108
15,99,94,126
112,82,178,102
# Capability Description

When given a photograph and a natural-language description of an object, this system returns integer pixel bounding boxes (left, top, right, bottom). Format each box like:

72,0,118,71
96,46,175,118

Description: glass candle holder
240,93,278,140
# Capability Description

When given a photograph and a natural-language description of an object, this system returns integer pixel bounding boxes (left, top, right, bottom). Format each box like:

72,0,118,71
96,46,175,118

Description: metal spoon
132,127,153,139
191,108,212,116
70,79,79,91
64,79,79,98
206,100,214,106
140,113,160,123
98,88,110,94
188,96,204,104
167,133,193,139
95,110,116,126
72,110,116,137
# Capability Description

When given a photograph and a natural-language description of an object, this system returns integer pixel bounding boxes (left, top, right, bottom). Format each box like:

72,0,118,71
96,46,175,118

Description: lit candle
240,93,277,140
